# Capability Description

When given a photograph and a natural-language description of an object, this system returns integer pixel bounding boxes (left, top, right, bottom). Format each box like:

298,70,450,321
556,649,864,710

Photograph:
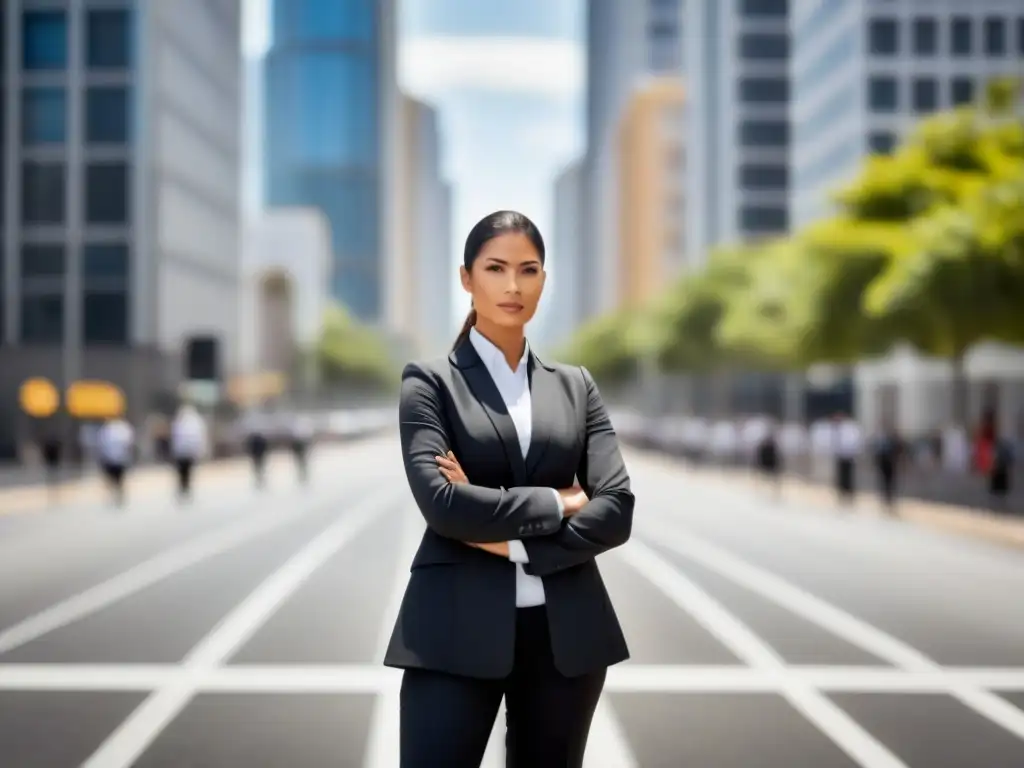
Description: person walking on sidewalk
170,405,207,502
288,414,315,485
96,417,135,507
872,419,902,513
833,412,862,506
242,410,271,489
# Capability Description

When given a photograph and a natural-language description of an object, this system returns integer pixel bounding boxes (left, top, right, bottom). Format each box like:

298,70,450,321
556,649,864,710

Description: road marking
619,541,909,768
646,522,1024,743
80,489,399,768
364,506,423,768
0,483,379,656
3,663,1024,693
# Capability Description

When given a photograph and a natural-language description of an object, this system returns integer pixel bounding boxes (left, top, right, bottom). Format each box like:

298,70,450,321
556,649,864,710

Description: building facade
618,77,686,308
393,94,452,357
790,0,1024,434
0,0,243,457
547,159,583,352
262,0,397,325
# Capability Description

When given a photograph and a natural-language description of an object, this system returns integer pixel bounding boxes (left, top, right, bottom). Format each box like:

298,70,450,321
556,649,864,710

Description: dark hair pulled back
452,210,545,351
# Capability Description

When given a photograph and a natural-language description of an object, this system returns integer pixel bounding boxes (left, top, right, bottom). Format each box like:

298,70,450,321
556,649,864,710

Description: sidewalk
629,447,1024,553
0,434,385,516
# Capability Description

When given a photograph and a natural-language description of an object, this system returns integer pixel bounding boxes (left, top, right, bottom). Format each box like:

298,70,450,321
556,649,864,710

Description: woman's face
461,232,546,331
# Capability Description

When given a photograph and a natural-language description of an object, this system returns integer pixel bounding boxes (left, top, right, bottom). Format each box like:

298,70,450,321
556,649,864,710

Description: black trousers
175,459,194,498
835,457,855,502
101,462,127,504
400,606,606,768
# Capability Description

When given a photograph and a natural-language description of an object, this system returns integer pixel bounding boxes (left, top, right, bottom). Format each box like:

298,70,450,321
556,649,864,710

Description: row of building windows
868,16,1024,57
0,161,130,226
868,75,978,112
739,77,788,104
11,290,129,345
739,0,788,18
739,205,788,235
16,86,131,146
16,243,129,281
11,9,132,72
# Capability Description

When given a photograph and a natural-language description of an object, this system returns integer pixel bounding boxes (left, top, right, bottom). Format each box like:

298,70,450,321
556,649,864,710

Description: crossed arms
398,362,635,578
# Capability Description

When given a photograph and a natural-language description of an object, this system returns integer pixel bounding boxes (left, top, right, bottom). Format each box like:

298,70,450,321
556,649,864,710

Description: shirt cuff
507,539,530,563
550,487,565,519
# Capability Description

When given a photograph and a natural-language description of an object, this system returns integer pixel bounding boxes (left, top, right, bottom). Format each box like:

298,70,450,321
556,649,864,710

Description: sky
242,0,585,340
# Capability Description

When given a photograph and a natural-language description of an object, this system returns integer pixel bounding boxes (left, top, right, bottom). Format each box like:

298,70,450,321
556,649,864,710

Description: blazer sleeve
521,366,635,578
399,362,564,543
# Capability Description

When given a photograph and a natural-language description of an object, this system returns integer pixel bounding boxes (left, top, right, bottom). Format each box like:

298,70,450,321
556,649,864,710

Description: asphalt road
1,434,1024,767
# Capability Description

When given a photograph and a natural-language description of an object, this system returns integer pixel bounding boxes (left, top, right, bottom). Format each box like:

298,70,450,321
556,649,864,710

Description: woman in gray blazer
385,210,635,767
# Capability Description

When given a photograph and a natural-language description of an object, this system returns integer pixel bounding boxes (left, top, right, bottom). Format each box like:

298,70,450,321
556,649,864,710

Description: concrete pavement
0,435,1023,766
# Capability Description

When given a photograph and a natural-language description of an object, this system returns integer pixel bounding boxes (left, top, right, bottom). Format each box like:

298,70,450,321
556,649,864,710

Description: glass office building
263,0,394,323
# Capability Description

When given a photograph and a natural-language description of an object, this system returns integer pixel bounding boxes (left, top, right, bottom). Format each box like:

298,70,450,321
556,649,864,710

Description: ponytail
452,308,477,351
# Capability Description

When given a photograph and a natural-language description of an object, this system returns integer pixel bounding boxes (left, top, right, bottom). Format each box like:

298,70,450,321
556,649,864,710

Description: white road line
364,506,423,768
4,663,1024,693
647,522,1024,743
0,484,369,655
619,541,909,768
81,489,398,768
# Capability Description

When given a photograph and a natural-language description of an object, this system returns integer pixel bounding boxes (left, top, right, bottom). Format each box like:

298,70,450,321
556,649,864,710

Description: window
951,17,972,56
21,244,64,277
951,77,974,106
86,87,130,144
869,131,897,154
1019,18,1024,55
648,21,677,39
739,164,788,190
869,18,898,55
22,10,67,70
868,76,898,111
739,206,787,234
86,9,131,69
739,33,788,60
85,163,129,224
912,78,938,113
739,120,788,147
84,244,129,281
273,0,373,44
83,291,129,345
21,88,66,145
738,78,788,103
984,17,1006,55
912,17,937,55
22,163,65,224
20,294,64,344
266,51,379,168
740,0,787,17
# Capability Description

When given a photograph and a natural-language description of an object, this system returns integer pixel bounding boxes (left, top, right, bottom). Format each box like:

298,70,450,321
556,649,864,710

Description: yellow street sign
19,377,60,418
66,380,126,419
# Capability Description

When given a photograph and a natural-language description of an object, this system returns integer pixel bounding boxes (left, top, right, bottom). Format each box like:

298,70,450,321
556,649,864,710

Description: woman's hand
435,451,468,485
558,485,589,516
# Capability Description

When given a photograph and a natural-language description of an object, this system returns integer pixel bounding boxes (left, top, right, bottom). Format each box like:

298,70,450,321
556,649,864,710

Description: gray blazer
383,338,634,679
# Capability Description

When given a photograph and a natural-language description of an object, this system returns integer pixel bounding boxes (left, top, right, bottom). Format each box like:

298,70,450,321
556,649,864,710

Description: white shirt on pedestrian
171,410,208,460
97,419,134,466
835,419,863,458
469,327,564,609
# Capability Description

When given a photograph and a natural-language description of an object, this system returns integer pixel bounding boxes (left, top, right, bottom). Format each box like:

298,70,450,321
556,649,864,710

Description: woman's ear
459,265,472,293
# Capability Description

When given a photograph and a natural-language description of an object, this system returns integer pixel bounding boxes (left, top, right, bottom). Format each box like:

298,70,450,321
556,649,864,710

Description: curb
626,446,1024,553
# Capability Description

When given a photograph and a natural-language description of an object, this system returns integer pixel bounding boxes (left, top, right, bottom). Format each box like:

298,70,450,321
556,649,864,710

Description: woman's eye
487,264,503,272
523,267,538,275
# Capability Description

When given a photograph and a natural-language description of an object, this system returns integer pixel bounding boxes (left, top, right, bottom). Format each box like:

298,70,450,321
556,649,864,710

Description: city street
1,434,1024,767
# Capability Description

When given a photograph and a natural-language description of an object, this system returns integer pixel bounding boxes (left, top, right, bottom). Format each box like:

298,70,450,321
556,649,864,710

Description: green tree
559,307,647,383
859,85,1024,423
316,303,399,389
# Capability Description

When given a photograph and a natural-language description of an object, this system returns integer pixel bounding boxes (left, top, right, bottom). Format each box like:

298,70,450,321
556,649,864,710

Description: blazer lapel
525,352,558,474
450,340,529,486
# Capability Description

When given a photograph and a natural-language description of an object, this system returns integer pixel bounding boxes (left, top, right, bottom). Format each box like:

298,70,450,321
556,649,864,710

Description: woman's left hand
436,451,468,485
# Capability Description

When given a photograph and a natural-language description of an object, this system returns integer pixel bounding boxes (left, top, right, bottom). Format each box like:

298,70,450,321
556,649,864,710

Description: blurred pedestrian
289,414,315,485
872,419,902,513
756,420,783,501
170,404,207,502
39,432,63,505
833,412,862,506
96,416,135,507
243,411,270,489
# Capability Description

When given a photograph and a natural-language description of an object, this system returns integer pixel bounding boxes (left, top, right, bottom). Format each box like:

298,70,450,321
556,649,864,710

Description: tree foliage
563,77,1024,422
316,303,399,388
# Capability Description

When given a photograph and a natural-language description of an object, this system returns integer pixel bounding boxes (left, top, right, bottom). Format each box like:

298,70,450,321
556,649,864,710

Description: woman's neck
473,318,526,371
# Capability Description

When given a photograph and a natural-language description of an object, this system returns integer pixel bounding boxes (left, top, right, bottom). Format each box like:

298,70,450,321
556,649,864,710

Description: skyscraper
0,0,244,456
262,0,398,324
684,0,790,262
